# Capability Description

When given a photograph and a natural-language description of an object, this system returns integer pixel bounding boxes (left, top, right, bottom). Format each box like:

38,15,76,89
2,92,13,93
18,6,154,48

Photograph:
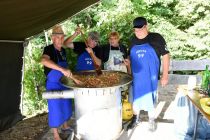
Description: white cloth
174,91,210,140
104,45,127,73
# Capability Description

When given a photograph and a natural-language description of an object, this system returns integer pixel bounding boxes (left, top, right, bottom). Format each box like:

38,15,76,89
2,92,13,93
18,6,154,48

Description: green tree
23,0,210,116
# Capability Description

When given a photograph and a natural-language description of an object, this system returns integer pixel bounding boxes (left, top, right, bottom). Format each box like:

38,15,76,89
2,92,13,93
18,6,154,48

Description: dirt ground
0,113,49,140
0,85,177,140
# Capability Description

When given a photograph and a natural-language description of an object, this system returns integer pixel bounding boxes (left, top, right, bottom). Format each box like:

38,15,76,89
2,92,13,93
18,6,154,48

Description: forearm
41,57,63,72
162,54,170,78
124,58,131,74
64,32,78,48
127,65,131,74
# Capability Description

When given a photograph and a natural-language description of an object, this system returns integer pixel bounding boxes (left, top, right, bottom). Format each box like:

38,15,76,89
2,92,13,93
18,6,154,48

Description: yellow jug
122,95,133,121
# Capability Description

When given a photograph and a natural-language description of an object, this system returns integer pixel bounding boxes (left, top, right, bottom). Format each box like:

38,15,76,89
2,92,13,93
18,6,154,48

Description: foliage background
23,0,210,116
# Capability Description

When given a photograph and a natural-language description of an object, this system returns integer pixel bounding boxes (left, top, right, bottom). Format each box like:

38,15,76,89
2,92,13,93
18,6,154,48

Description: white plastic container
74,87,122,140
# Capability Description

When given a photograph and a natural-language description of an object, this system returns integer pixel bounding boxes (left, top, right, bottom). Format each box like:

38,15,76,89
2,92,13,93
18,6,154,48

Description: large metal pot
44,70,132,140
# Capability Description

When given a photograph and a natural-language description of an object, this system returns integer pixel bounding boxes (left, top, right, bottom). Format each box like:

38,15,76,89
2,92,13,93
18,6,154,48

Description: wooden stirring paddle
69,75,84,85
80,30,102,75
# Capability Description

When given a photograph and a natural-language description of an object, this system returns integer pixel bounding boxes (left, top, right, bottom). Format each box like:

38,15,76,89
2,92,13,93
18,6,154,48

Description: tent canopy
0,0,99,41
0,0,99,131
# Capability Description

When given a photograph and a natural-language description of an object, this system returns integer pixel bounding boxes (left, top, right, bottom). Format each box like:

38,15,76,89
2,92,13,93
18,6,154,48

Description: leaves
23,0,210,116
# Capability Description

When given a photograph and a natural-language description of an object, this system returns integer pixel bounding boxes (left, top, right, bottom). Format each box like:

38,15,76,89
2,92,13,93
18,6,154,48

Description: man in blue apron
64,28,102,71
41,25,73,140
127,17,170,131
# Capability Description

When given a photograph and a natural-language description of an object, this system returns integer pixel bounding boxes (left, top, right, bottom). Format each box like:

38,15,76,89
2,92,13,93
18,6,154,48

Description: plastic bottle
201,65,209,91
208,80,210,97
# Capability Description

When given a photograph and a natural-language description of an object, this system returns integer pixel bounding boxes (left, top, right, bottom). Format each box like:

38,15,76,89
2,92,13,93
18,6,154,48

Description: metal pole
42,90,74,99
44,30,49,46
193,110,199,140
20,41,28,114
0,40,24,43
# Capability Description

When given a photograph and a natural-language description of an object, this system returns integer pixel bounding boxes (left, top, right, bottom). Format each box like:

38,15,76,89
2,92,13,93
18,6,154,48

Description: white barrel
74,87,122,140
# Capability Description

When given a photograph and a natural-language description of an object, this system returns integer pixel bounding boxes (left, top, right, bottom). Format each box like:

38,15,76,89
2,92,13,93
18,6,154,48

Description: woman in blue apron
64,30,102,72
41,25,73,140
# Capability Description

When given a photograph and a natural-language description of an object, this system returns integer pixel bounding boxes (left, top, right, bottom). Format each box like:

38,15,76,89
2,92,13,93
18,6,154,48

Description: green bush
23,0,210,116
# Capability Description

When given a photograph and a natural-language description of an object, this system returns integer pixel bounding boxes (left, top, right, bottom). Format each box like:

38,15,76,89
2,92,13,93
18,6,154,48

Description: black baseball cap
133,17,147,28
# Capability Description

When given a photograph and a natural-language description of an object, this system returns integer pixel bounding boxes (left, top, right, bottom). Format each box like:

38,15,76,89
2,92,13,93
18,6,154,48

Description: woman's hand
124,59,131,74
74,27,81,36
85,47,93,54
124,59,130,66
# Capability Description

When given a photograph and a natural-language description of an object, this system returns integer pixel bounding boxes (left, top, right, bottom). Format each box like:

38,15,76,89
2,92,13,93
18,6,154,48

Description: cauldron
44,70,132,140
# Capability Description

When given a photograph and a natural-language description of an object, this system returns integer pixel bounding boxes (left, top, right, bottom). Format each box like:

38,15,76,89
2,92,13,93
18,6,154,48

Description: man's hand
160,76,168,87
61,68,72,78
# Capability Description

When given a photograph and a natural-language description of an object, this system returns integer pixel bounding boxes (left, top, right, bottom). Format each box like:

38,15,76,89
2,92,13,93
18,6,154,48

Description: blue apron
130,43,159,112
76,51,94,71
46,48,72,128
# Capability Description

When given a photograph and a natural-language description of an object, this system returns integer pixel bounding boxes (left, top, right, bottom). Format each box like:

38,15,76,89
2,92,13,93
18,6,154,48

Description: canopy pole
0,40,24,43
42,90,74,99
44,30,49,46
20,41,28,114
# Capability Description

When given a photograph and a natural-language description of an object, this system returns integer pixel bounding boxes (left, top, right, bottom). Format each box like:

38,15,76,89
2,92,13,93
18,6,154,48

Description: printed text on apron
76,51,94,71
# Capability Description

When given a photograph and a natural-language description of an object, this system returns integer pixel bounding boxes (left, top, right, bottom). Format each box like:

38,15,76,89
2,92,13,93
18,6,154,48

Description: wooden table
177,85,210,140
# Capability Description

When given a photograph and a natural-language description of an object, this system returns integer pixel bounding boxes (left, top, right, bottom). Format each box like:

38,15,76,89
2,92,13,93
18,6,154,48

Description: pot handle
42,90,74,99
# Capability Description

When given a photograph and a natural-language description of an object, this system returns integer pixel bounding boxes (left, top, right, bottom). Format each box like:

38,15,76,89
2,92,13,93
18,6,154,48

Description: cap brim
133,25,144,28
52,33,64,34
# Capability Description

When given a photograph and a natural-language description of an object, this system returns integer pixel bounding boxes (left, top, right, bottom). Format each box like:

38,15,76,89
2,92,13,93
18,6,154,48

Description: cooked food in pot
74,72,121,88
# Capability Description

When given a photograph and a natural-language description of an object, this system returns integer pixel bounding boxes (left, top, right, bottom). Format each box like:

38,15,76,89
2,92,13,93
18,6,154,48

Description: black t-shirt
73,42,102,59
42,44,66,76
129,32,169,58
101,44,128,63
